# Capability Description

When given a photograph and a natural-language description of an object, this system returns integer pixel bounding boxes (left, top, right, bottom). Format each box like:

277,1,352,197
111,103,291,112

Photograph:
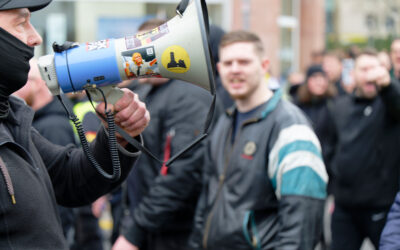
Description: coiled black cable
57,93,121,182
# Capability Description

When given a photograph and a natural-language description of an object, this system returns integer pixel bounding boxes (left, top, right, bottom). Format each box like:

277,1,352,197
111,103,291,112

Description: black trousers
331,203,389,250
143,231,192,250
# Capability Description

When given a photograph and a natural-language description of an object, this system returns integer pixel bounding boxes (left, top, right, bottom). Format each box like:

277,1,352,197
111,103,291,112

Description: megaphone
38,0,216,104
37,0,217,182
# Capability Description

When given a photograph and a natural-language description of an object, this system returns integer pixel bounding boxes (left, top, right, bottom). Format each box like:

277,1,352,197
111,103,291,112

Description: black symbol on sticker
167,52,186,69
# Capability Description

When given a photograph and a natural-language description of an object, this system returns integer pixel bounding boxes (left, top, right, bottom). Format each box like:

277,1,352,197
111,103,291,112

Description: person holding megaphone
0,1,150,249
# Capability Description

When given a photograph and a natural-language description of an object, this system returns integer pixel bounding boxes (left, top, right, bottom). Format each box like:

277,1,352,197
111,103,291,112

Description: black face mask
0,27,34,96
0,27,34,118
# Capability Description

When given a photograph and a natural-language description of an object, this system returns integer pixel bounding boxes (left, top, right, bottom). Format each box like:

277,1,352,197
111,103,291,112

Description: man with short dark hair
189,30,327,249
0,1,150,249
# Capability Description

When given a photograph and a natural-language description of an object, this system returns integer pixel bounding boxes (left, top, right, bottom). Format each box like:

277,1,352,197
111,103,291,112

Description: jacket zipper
202,127,243,249
202,118,259,249
202,168,227,249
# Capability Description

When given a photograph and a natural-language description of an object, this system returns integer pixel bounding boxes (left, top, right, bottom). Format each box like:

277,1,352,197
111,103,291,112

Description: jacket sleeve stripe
268,124,321,179
268,124,328,199
280,166,327,199
278,140,321,165
271,151,327,199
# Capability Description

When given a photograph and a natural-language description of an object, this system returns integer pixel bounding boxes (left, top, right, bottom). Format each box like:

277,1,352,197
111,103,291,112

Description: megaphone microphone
37,0,217,181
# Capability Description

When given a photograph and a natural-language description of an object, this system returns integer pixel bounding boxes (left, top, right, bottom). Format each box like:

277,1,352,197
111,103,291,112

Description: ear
217,61,221,74
261,58,270,74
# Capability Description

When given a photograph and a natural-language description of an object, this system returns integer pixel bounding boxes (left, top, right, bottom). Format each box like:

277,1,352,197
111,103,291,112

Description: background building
230,0,325,78
328,0,400,50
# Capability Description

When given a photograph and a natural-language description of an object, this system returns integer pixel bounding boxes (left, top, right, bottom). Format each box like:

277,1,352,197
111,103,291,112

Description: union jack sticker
86,40,109,51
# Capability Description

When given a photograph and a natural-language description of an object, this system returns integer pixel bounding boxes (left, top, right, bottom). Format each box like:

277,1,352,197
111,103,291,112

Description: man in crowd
0,1,150,249
189,30,327,249
327,50,400,250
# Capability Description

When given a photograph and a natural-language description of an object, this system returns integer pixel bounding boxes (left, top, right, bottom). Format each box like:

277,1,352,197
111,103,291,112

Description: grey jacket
0,96,140,250
190,90,328,250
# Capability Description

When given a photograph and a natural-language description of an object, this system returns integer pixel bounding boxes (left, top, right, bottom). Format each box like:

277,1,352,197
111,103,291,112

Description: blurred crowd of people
283,39,400,250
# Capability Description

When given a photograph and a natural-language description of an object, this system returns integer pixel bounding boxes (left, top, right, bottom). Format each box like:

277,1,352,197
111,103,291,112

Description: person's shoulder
270,101,320,149
274,99,310,126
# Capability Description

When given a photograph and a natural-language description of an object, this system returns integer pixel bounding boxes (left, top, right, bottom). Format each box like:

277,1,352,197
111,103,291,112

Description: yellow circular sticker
161,45,190,73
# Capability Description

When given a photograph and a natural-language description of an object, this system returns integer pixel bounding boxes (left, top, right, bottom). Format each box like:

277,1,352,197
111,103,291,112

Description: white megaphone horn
38,0,216,104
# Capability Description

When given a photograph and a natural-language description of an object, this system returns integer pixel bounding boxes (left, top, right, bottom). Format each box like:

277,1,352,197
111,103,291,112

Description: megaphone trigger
85,85,124,105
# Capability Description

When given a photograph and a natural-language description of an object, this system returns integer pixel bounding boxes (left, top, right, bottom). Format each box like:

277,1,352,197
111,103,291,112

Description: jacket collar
226,88,283,120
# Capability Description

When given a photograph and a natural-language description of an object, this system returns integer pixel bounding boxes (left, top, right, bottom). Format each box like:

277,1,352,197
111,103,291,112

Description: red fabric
160,133,173,176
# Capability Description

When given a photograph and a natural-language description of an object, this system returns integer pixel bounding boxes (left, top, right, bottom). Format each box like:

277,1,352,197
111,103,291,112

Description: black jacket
328,81,400,208
0,96,140,250
123,80,214,249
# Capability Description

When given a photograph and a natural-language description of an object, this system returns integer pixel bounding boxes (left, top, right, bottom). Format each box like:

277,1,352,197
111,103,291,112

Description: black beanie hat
306,65,326,79
0,0,52,12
